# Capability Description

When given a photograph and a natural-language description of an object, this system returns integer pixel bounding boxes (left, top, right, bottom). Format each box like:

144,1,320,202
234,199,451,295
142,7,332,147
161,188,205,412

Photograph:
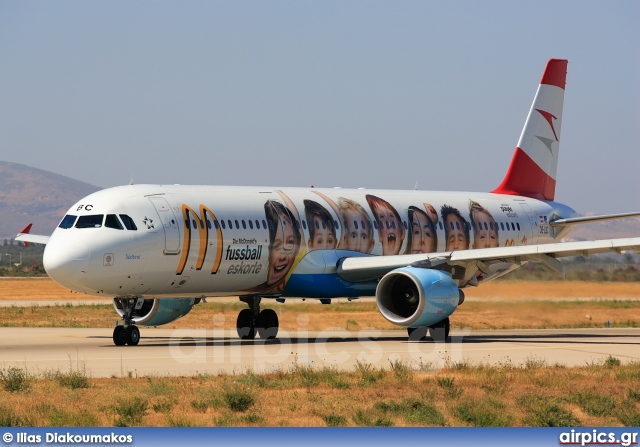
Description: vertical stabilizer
492,59,568,201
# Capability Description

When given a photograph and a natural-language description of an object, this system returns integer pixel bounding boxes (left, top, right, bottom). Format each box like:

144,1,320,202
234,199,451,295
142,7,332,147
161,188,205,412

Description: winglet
18,223,33,247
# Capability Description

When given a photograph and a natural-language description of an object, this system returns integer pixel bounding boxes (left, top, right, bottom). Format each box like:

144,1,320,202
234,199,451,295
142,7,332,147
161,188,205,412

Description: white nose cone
43,239,90,290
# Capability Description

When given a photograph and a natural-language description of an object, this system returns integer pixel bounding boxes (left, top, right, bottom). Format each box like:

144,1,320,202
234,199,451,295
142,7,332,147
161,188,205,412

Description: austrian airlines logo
535,109,559,140
535,108,559,154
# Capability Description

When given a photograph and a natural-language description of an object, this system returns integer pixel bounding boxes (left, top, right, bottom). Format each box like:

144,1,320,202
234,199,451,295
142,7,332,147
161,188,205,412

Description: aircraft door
149,197,181,254
518,202,538,245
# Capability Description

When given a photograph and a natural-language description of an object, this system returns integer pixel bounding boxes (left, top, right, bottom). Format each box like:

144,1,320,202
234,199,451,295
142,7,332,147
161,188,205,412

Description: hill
0,161,100,239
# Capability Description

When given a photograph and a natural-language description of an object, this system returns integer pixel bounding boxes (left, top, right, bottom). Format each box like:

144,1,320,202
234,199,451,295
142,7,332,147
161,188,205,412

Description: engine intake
113,298,196,326
376,267,461,327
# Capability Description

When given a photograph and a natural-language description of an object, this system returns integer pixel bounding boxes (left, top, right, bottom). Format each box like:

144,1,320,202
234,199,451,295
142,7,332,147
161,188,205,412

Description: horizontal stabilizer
550,212,640,227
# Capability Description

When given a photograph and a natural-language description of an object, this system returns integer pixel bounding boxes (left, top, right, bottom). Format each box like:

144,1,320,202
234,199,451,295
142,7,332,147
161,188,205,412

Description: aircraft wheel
237,309,256,340
429,317,450,342
113,326,127,346
407,326,428,341
126,325,140,346
257,309,279,340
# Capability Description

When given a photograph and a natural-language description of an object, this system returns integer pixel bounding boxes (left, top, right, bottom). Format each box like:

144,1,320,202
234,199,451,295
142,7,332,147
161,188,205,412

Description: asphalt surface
0,327,637,377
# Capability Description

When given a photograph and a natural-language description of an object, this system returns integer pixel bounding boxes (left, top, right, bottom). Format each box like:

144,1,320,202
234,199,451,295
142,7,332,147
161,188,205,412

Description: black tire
236,308,256,340
126,325,140,346
257,309,279,340
407,326,428,341
429,317,450,342
113,326,126,346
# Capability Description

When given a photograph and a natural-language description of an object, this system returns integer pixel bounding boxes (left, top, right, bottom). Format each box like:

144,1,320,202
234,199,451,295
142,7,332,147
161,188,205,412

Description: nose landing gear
113,298,141,346
236,296,279,340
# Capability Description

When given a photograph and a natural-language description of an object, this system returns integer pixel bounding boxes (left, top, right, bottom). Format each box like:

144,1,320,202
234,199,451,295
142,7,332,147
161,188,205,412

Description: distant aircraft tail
492,58,568,201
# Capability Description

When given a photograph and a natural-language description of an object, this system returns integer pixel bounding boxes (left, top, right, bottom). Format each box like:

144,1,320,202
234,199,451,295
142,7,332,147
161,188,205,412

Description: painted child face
342,207,373,253
308,216,337,251
410,211,436,253
376,204,404,255
267,213,297,286
472,211,498,248
445,213,468,251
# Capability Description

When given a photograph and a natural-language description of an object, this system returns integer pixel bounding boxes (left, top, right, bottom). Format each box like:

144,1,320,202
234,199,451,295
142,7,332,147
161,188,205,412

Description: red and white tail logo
492,58,568,201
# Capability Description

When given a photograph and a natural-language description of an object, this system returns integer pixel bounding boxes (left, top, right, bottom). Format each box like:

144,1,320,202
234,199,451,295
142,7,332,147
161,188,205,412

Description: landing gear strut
113,298,141,346
236,296,279,340
407,317,450,342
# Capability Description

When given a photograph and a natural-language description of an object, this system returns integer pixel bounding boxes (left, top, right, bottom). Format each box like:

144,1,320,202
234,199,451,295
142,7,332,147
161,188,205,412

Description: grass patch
223,386,255,412
437,376,463,398
455,398,510,426
374,398,446,426
519,395,580,426
113,399,148,427
0,367,32,392
322,414,347,426
573,392,616,417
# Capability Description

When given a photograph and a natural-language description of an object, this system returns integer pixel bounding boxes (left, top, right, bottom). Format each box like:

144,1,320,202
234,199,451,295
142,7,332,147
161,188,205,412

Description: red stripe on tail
540,59,568,90
491,147,556,201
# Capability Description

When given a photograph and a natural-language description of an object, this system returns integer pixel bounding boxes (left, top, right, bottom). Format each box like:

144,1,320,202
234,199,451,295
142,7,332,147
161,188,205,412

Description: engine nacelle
376,267,461,328
113,298,196,326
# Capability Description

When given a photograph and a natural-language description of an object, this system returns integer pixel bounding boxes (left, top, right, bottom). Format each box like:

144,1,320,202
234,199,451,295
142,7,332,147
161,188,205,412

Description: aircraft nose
43,239,90,289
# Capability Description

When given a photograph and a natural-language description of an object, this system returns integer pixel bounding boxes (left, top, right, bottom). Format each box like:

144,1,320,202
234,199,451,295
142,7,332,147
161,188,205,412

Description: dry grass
0,279,639,330
1,360,638,427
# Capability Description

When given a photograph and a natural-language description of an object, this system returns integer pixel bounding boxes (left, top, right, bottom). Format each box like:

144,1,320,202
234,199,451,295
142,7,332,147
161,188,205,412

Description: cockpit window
75,215,104,229
105,214,124,230
119,214,137,231
58,215,77,229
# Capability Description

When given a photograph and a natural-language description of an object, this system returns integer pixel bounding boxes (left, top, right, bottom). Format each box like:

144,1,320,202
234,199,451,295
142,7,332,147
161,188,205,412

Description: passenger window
302,220,307,230
206,219,212,230
354,221,358,230
228,220,232,229
256,220,261,229
76,215,104,229
214,220,219,229
439,221,443,231
105,214,124,230
58,215,77,229
221,220,226,229
517,223,521,231
119,215,137,230
242,220,246,230
334,220,340,230
235,220,239,229
248,220,253,229
484,222,488,231
192,219,197,230
500,222,504,231
262,220,267,229
315,220,320,229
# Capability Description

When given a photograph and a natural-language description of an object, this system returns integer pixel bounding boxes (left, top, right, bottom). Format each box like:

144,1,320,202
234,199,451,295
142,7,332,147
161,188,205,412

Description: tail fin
492,58,568,201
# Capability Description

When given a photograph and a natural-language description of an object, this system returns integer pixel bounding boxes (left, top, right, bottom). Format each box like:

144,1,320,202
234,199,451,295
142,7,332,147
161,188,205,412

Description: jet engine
112,298,197,326
376,267,462,327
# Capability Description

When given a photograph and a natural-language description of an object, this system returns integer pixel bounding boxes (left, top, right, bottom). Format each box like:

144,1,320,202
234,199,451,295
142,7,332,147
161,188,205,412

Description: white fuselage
42,184,578,299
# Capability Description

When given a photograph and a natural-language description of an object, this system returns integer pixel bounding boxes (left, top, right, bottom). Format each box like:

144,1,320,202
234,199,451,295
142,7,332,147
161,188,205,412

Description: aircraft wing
337,237,640,283
14,224,50,246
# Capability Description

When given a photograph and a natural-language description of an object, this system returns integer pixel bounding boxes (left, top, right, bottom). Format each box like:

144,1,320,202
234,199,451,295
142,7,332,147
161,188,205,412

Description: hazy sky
1,1,638,214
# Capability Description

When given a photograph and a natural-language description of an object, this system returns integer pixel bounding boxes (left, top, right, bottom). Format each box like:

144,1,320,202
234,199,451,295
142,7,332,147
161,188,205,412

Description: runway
0,327,638,377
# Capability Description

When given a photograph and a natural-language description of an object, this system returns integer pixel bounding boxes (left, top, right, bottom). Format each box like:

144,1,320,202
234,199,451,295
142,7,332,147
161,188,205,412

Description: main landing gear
236,296,279,340
407,317,450,342
113,298,141,346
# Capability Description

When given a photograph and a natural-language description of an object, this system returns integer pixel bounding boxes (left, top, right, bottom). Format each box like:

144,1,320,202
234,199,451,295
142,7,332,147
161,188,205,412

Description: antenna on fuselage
413,181,419,191
129,174,135,185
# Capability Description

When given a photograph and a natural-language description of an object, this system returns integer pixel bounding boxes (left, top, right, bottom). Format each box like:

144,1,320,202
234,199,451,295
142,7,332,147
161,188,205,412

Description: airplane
16,58,640,346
